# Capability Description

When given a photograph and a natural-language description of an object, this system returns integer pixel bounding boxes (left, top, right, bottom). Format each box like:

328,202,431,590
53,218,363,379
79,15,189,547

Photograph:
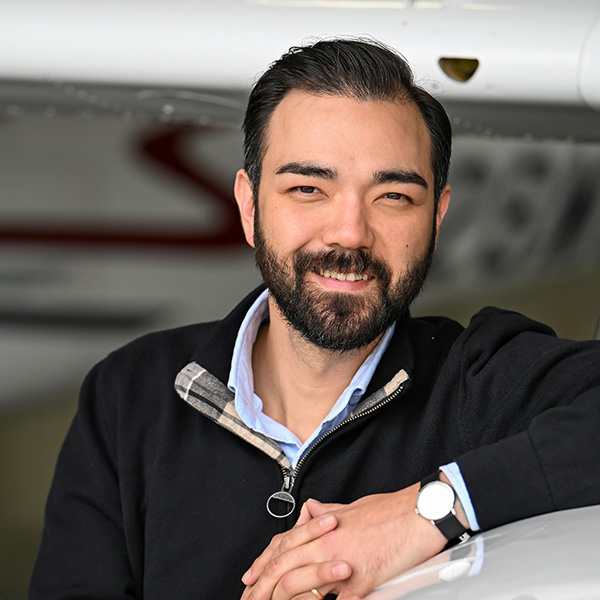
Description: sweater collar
187,284,416,403
189,285,266,385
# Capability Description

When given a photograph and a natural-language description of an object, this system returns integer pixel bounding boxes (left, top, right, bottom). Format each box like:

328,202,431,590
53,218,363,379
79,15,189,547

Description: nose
321,195,375,250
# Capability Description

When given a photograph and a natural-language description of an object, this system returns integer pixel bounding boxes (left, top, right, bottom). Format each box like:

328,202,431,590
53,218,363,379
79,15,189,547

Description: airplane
366,504,600,600
1,0,600,137
1,0,599,411
1,1,600,597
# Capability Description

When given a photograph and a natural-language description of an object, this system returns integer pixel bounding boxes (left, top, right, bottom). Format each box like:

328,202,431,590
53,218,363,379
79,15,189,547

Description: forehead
262,90,433,183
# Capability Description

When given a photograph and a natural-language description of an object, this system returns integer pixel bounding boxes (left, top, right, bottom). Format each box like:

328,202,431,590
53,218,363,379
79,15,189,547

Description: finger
276,512,338,557
242,513,338,586
303,499,344,519
294,500,316,527
240,585,252,600
244,529,342,600
269,560,352,600
242,531,286,586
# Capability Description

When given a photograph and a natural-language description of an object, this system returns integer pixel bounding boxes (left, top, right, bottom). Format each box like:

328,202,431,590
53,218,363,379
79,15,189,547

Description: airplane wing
1,0,600,139
1,0,600,410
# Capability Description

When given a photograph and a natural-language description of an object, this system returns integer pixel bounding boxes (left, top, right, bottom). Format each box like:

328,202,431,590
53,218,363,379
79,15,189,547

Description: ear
434,184,451,242
234,169,256,248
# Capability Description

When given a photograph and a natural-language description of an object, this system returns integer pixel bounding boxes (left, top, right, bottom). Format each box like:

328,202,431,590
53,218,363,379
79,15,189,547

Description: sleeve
450,308,600,532
29,358,138,599
440,462,480,531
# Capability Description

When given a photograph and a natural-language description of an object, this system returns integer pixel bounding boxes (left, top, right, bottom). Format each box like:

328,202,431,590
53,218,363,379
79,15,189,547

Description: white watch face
416,481,456,521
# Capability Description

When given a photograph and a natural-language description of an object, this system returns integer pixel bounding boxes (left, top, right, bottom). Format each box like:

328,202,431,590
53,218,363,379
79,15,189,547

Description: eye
383,192,412,203
293,186,320,194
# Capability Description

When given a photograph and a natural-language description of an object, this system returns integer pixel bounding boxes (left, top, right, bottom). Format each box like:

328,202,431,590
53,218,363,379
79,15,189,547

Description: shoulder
440,306,600,412
403,313,466,363
407,313,466,340
96,321,221,382
75,322,220,427
92,285,265,384
452,306,583,370
67,318,241,462
464,306,557,339
79,287,264,418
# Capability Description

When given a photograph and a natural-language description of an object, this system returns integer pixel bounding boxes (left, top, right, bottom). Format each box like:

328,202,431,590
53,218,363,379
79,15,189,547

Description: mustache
294,248,391,281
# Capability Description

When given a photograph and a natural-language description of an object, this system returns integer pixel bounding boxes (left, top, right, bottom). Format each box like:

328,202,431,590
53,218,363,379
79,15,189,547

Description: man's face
235,91,450,352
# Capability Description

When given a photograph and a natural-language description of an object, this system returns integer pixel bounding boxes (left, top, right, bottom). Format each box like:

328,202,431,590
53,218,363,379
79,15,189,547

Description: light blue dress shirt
227,289,480,531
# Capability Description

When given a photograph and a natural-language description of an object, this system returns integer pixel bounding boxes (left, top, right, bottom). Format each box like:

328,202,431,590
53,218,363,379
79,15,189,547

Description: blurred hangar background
1,0,600,596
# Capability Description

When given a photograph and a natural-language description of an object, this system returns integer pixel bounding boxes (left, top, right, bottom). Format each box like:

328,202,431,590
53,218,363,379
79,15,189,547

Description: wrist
438,471,469,530
415,471,472,545
401,484,448,561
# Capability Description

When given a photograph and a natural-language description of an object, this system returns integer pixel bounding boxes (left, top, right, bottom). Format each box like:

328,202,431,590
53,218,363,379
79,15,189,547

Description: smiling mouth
318,269,373,282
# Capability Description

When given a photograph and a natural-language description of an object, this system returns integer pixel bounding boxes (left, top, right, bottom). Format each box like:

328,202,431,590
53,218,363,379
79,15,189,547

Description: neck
252,297,381,443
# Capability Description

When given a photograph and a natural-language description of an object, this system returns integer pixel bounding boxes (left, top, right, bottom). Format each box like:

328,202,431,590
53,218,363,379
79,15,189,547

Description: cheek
376,219,434,266
265,208,322,251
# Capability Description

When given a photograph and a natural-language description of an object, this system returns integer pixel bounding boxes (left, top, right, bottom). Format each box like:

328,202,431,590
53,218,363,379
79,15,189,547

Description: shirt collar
227,290,395,459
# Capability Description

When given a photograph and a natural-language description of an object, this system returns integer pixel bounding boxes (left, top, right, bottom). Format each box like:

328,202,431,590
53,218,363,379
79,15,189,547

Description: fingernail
241,567,251,584
320,514,336,528
332,562,350,578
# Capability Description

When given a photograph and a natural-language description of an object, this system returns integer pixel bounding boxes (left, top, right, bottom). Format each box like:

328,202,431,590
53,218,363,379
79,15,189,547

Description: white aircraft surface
1,0,600,136
366,505,600,600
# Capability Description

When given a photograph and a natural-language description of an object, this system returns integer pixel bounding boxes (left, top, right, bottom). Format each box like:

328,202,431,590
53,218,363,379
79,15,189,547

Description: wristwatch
415,470,471,544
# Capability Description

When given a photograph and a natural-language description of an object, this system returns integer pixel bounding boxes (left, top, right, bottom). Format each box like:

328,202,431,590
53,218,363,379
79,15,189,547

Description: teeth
318,269,370,281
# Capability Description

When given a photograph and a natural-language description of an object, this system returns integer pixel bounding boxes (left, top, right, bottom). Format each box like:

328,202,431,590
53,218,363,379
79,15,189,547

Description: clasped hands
240,483,447,600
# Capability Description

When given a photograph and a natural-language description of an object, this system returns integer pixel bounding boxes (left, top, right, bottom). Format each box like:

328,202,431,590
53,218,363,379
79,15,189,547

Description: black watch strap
420,470,440,486
435,512,470,541
420,470,471,544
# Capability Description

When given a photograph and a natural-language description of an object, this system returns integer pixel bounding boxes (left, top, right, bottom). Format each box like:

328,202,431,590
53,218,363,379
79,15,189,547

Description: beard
253,215,436,353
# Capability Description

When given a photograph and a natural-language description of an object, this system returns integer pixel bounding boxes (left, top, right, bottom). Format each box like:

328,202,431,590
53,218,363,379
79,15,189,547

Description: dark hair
242,38,452,205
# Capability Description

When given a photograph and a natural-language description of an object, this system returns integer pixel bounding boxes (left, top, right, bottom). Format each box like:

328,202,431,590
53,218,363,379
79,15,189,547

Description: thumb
337,585,366,600
294,499,316,526
305,498,344,518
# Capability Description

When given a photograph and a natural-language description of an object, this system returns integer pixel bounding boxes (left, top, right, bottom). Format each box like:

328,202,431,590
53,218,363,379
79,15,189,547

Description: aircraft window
439,57,480,82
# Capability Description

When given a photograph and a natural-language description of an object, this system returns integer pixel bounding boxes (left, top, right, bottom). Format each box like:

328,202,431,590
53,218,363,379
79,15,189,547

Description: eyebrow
275,162,338,180
275,162,429,190
373,169,429,190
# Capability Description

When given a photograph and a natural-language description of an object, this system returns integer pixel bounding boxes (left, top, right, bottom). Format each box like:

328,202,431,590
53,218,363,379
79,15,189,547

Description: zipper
265,378,407,519
266,472,296,518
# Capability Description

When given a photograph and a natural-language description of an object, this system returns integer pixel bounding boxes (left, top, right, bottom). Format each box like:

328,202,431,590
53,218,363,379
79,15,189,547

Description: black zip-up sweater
31,287,600,599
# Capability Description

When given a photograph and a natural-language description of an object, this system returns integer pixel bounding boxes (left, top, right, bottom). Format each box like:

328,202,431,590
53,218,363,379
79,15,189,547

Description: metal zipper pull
266,473,296,518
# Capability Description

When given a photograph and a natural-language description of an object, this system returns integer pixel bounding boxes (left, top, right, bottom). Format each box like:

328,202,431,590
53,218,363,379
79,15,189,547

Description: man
30,39,600,600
